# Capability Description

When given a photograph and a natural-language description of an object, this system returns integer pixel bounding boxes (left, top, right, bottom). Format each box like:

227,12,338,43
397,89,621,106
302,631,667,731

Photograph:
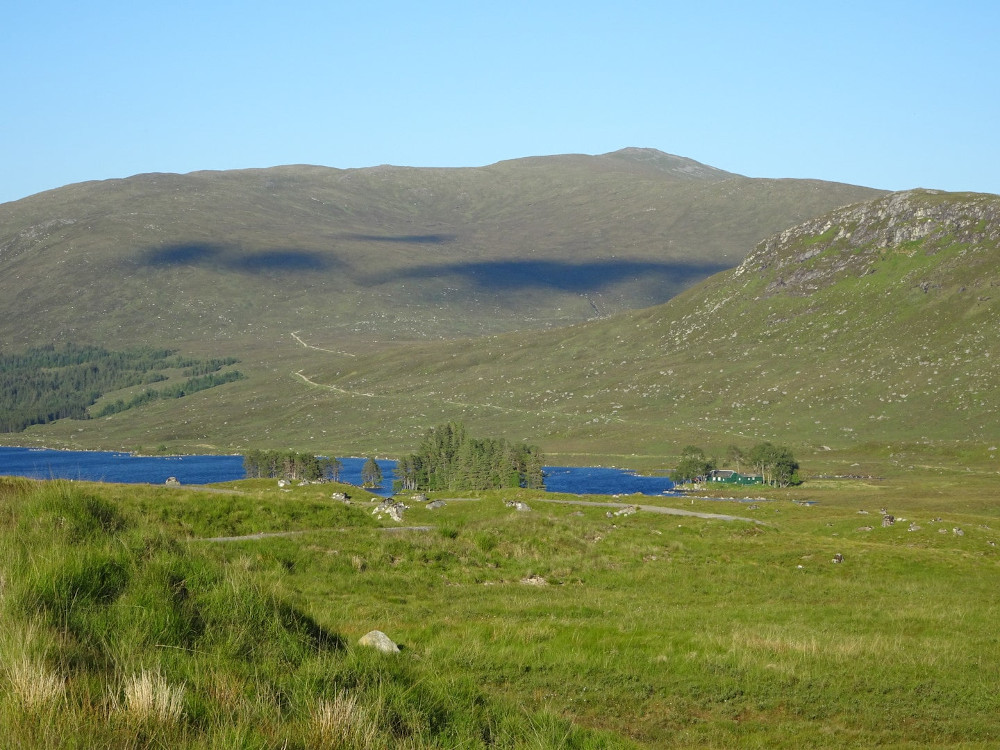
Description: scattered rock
164,476,180,487
426,500,446,509
277,479,289,488
908,522,921,532
372,499,409,522
857,509,869,515
953,527,964,536
832,553,844,563
606,505,638,518
412,494,428,503
504,500,531,512
938,528,949,534
331,491,349,501
856,526,873,531
358,630,399,654
520,574,548,586
882,515,895,527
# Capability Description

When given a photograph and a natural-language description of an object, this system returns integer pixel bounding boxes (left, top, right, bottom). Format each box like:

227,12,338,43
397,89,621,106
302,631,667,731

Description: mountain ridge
0,150,882,349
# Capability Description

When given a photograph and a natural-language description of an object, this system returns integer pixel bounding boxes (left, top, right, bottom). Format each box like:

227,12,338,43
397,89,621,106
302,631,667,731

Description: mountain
9,187,999,463
0,149,880,350
280,188,997,461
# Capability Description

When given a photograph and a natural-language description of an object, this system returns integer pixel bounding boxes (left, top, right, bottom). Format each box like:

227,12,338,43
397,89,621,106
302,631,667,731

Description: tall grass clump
115,668,185,726
308,690,379,749
5,657,66,711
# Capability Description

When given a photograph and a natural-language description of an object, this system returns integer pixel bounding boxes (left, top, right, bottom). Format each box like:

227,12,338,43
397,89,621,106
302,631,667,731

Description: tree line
0,344,243,433
93,371,245,417
395,422,545,491
672,442,800,487
242,450,343,481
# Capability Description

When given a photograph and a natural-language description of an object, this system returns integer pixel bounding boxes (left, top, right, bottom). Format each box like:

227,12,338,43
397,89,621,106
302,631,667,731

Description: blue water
0,447,675,497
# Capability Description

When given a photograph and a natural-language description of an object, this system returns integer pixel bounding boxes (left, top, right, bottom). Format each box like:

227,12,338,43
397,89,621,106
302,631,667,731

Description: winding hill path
293,370,375,397
290,331,357,357
530,497,765,524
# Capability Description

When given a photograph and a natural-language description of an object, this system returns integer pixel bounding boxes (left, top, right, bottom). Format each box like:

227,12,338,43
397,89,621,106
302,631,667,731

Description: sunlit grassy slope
2,466,999,748
6,185,998,468
0,149,880,348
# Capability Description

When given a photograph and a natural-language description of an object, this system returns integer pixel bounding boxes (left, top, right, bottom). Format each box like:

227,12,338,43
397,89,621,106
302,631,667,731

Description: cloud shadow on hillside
137,243,341,274
335,233,458,245
365,259,732,293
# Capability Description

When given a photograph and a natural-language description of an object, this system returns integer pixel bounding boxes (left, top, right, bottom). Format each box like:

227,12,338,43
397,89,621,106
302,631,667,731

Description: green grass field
2,458,998,748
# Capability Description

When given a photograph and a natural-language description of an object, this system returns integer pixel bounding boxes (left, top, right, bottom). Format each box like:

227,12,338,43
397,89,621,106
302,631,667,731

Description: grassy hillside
6,190,998,467
2,469,999,747
0,149,880,348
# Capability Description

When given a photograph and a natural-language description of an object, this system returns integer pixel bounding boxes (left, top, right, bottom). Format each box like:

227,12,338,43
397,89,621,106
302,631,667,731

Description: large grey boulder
358,630,399,654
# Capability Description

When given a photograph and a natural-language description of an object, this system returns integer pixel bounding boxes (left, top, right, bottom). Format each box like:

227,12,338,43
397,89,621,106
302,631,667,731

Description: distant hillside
12,189,999,462
295,188,998,459
0,149,880,350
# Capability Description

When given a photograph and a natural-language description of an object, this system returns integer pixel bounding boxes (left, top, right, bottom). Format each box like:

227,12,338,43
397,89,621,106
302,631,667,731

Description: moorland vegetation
1,154,999,747
2,459,998,747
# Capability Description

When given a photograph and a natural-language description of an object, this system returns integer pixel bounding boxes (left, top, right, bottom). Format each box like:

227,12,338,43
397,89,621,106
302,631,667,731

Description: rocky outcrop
735,189,1000,297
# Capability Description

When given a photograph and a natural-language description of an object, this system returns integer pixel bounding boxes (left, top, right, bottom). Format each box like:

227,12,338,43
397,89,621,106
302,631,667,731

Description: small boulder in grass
358,630,399,654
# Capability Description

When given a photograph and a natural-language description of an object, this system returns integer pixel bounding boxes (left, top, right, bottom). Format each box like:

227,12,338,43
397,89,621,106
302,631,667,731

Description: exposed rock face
372,499,408,522
358,630,399,654
736,189,1000,297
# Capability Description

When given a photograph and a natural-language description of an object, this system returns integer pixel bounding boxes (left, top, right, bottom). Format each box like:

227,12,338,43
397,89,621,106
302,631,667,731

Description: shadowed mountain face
139,244,341,273
0,149,883,347
365,258,733,292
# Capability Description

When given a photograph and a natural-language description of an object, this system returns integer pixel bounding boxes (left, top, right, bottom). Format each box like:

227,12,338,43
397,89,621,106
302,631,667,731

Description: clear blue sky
3,0,998,204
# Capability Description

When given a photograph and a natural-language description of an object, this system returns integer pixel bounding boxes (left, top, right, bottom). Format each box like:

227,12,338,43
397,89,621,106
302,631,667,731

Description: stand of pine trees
396,422,545,491
242,450,342,482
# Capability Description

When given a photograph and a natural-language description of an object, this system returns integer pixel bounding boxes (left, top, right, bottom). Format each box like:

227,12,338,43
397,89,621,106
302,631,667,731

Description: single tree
361,456,383,488
725,444,745,473
672,445,716,483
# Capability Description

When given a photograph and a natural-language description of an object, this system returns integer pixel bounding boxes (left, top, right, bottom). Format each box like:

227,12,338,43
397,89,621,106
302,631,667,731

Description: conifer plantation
0,344,242,433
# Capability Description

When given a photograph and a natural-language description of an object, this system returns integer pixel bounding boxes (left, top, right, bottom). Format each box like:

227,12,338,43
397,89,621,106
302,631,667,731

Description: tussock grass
115,668,185,725
5,657,66,711
309,690,379,749
2,474,999,746
0,479,622,748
